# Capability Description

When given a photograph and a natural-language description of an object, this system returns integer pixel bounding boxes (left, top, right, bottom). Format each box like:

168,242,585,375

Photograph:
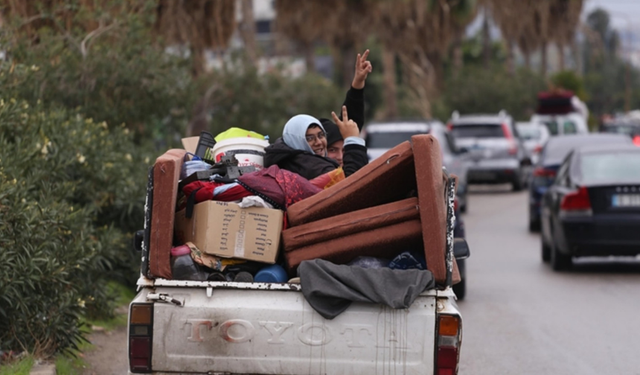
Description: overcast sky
583,0,640,31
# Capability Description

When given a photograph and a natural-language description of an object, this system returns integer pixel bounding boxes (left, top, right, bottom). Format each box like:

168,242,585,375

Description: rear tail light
533,167,556,178
533,145,543,153
447,122,453,131
560,186,592,216
454,196,459,212
436,314,462,375
129,303,153,373
633,135,640,147
502,123,517,155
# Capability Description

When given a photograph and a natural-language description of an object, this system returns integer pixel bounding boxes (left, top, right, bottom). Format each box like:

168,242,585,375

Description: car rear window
450,124,504,138
543,136,630,166
365,131,423,148
579,152,640,184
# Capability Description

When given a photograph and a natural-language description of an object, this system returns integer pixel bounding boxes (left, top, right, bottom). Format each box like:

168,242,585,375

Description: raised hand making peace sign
352,49,373,90
331,105,360,140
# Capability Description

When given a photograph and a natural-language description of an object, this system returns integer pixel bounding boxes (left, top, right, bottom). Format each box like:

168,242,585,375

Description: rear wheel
529,218,540,232
541,237,551,262
550,240,572,271
511,171,523,192
453,279,466,300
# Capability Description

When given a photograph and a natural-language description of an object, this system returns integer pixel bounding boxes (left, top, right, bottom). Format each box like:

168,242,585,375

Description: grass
0,281,135,375
56,281,135,374
0,355,34,375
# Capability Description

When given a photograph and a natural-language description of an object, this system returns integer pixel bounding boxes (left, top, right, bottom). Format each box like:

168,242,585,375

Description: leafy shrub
0,83,148,357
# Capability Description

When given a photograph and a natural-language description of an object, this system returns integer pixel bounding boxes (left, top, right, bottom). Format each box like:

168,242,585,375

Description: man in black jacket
263,50,371,180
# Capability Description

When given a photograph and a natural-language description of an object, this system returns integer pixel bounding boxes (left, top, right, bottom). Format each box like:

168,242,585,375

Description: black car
540,144,640,270
528,134,633,232
452,197,467,299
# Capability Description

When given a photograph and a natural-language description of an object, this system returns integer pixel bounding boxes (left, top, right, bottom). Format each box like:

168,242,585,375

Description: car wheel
550,239,572,271
512,176,523,192
460,199,467,214
529,218,540,232
541,237,551,262
453,279,466,300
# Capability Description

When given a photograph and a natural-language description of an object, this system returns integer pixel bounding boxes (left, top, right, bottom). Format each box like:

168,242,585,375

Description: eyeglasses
305,131,326,143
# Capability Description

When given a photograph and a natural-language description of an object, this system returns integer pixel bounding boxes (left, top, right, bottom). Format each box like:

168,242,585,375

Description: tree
155,0,236,76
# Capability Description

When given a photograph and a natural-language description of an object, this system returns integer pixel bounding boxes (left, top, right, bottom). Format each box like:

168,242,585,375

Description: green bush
0,87,147,357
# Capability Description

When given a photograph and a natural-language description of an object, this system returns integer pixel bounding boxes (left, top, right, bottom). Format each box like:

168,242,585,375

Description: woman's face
305,125,327,156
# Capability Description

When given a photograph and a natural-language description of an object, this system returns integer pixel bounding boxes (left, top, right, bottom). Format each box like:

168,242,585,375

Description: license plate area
611,194,640,207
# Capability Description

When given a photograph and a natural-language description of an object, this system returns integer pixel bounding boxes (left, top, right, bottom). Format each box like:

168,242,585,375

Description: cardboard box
175,201,283,263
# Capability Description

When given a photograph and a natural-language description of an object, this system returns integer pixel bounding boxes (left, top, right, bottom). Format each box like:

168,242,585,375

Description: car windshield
451,124,504,138
365,131,423,148
541,118,578,135
517,125,540,140
579,152,640,184
602,123,640,136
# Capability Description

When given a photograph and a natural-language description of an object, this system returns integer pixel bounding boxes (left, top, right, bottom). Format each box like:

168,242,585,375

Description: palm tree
273,0,326,72
155,0,236,77
549,0,584,71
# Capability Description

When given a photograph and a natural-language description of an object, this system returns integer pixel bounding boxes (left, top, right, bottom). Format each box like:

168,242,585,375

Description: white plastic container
211,137,269,169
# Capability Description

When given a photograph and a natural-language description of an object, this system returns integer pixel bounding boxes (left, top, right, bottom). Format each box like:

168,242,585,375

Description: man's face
327,140,344,166
305,125,327,156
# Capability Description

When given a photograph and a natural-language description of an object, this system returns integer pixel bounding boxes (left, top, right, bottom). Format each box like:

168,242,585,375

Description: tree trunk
239,0,258,66
505,39,515,75
382,46,398,119
341,43,355,88
482,10,490,68
190,45,205,77
303,41,315,73
557,43,565,71
540,42,548,77
571,40,581,75
452,34,463,78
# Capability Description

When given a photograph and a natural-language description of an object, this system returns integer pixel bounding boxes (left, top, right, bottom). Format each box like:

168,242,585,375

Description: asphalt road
457,185,640,375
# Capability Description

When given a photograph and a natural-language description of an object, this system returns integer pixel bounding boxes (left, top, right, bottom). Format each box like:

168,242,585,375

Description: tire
541,237,551,262
550,240,572,271
453,279,466,300
512,172,523,192
460,200,467,214
529,218,540,232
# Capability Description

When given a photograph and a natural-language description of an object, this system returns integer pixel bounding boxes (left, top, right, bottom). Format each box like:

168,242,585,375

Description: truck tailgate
137,284,438,374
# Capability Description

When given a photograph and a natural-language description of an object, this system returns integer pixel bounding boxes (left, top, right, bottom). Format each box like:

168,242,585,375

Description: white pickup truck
127,143,468,375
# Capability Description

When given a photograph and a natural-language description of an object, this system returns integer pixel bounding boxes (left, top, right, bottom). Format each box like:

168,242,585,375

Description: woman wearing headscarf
263,50,371,180
263,106,366,180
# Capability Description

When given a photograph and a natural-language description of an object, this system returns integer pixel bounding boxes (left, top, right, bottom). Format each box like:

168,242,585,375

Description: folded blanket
298,259,435,319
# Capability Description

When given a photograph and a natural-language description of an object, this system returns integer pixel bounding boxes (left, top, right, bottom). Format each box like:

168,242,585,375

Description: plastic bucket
211,137,269,169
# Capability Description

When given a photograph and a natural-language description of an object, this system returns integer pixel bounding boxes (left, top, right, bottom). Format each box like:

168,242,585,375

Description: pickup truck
127,137,469,375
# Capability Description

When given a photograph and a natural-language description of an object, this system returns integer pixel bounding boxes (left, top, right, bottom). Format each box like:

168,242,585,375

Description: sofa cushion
286,141,416,226
149,149,186,279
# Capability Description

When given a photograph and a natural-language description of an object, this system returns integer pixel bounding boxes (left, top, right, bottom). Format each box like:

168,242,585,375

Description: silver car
448,111,532,191
363,119,469,213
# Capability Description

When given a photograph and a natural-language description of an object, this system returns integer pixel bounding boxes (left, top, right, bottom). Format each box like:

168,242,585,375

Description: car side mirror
453,238,470,260
133,229,144,252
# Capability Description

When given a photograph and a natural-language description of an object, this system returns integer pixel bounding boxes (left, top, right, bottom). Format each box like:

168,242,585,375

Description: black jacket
264,138,368,180
264,86,368,180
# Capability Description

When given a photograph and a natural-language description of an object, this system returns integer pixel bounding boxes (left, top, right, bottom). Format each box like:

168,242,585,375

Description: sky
583,0,640,32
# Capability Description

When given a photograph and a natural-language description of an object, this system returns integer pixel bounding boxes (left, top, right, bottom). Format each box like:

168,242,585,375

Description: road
457,185,640,375
83,184,640,374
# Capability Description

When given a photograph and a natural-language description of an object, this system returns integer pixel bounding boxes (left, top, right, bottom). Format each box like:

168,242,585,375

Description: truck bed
130,279,457,375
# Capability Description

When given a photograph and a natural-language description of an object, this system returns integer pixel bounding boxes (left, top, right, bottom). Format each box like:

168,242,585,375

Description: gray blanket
298,259,435,320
